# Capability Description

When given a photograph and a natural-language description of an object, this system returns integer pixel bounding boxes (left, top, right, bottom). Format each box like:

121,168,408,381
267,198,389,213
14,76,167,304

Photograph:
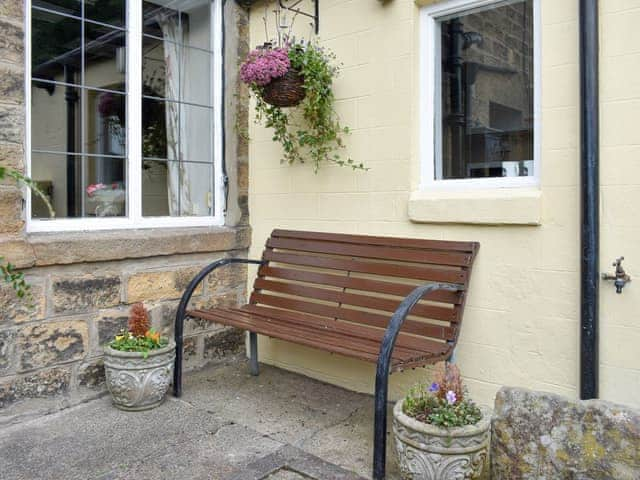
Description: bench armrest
174,258,265,396
373,282,462,479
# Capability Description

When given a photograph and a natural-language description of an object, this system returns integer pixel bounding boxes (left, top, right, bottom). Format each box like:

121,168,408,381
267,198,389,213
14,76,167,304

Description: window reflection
438,0,534,180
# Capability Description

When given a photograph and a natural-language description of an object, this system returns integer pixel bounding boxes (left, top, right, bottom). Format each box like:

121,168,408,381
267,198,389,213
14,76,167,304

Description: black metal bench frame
173,258,462,480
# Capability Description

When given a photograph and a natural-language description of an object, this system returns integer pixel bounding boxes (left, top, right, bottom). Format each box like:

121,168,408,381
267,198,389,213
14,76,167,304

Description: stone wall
491,387,640,479
0,1,251,424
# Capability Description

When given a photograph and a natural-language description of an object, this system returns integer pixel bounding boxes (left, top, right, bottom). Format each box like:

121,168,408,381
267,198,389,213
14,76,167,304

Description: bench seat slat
267,237,473,267
238,305,452,353
188,307,447,369
252,278,458,322
249,292,457,339
258,266,464,304
262,250,468,284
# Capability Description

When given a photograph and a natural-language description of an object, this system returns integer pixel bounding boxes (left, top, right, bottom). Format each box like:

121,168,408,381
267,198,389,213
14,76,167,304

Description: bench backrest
251,230,479,350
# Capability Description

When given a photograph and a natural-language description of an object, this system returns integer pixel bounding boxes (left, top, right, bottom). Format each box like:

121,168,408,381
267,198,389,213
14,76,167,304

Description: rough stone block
0,104,23,144
0,282,45,324
127,268,201,304
0,367,71,408
183,336,199,369
205,262,247,293
0,187,23,234
149,301,178,335
96,309,129,347
0,17,23,65
0,1,22,20
203,328,244,360
52,275,121,314
194,290,243,312
78,359,105,389
18,320,88,371
0,62,22,105
0,329,16,373
0,141,23,172
491,387,640,480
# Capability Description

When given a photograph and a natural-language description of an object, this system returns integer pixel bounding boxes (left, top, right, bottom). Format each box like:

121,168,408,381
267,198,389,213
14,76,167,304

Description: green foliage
250,42,366,172
109,330,168,357
0,166,54,303
403,383,483,428
0,259,30,300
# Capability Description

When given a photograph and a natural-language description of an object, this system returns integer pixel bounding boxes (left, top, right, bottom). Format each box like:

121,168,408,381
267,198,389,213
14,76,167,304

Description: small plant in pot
104,303,175,411
393,362,491,479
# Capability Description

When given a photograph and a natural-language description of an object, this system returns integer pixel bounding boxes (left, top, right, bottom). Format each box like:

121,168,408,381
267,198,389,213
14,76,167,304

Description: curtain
157,13,182,216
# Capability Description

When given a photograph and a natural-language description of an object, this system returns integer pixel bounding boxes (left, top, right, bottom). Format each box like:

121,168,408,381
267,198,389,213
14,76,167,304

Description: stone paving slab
0,357,400,479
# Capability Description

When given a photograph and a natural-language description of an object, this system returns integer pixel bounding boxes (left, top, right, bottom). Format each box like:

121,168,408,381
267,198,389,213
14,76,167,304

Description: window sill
1,225,251,268
408,188,542,225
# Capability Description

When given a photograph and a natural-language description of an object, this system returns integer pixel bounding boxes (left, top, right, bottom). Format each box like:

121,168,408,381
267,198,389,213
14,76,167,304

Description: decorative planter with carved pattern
393,400,491,479
104,342,175,411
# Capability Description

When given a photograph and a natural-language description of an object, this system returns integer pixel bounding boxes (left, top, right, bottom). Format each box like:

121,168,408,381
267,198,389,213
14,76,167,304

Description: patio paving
0,355,401,479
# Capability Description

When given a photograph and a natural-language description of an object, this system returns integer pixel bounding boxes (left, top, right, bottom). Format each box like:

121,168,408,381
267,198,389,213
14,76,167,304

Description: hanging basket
262,70,306,108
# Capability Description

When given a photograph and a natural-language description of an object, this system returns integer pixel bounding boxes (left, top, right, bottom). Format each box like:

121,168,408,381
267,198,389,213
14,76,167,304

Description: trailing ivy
247,42,366,173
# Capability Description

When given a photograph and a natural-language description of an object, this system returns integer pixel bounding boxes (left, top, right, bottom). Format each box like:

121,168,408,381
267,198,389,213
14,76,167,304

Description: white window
419,0,540,190
26,0,223,232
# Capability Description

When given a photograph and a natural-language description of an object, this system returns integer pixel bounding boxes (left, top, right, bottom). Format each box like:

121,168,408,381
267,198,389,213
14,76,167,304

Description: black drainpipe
580,0,599,400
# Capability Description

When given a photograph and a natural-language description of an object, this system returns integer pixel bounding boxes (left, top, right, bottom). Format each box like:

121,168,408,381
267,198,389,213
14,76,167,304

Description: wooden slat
267,237,473,267
189,307,447,365
253,278,458,322
258,266,463,304
238,305,453,351
189,309,432,364
272,229,479,253
249,292,459,340
262,251,468,284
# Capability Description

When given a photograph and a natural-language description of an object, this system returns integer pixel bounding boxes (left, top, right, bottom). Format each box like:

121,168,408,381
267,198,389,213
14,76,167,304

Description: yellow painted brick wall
247,0,639,408
598,0,640,407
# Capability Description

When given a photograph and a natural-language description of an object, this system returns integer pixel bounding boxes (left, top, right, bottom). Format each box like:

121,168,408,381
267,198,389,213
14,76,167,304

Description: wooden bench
173,230,479,479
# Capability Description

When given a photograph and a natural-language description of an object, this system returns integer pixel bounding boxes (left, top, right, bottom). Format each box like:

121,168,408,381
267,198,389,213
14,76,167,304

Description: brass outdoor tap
602,257,631,294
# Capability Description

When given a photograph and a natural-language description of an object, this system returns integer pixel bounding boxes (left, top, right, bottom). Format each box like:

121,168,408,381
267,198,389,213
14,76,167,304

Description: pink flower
446,390,457,405
86,183,107,197
240,48,290,86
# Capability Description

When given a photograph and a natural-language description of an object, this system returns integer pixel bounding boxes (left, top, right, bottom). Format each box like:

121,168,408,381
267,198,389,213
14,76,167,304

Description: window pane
32,0,81,17
31,152,126,218
437,0,534,180
181,46,212,106
142,160,171,216
179,162,213,216
32,9,81,78
31,80,78,153
143,35,177,102
84,22,126,92
86,0,126,28
86,90,127,157
181,104,212,162
142,98,170,161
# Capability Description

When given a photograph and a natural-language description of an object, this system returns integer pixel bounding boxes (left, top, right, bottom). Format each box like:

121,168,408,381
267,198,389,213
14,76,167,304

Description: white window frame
419,0,541,191
25,0,225,232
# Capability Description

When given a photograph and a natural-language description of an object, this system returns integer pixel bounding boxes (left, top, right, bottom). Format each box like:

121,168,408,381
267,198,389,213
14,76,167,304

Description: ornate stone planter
393,400,491,480
103,342,175,411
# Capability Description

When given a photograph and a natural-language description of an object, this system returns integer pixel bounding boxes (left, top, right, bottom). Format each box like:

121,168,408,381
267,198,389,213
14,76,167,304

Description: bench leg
249,332,259,376
373,362,389,480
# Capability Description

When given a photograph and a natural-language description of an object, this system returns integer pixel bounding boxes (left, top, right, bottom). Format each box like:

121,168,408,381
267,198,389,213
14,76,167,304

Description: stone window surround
411,0,543,226
1,1,251,269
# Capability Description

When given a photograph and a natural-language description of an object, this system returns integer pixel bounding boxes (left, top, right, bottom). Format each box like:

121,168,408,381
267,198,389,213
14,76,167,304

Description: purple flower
446,390,457,405
240,48,291,86
429,382,439,393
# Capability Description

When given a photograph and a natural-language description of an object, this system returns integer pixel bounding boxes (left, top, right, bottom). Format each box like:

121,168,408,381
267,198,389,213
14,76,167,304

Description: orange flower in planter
145,330,161,344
